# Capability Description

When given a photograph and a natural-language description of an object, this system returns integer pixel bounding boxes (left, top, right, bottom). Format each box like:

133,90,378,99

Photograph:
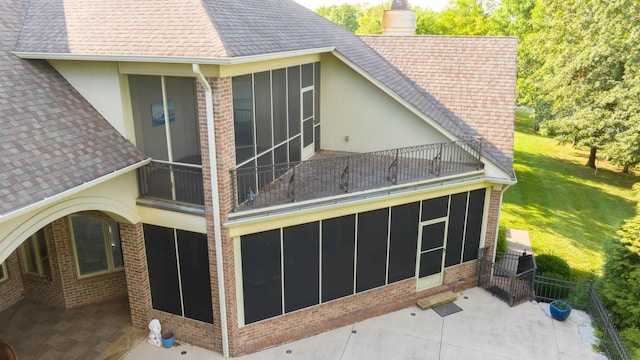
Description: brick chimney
382,0,416,35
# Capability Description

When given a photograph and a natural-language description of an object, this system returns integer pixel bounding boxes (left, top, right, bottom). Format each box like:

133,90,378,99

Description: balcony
138,160,204,209
231,138,484,213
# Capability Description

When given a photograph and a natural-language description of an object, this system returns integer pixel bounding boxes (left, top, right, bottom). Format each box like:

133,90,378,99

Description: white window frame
69,215,124,279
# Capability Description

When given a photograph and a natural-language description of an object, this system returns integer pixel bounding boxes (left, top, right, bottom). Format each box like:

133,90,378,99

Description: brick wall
20,214,128,309
483,188,502,261
0,251,24,311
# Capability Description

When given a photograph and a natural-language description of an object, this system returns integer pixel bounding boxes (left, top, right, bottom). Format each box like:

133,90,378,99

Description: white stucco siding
319,54,449,153
49,60,133,140
0,172,140,264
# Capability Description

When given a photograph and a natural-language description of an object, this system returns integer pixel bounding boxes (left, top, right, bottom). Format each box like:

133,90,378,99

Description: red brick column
483,187,503,261
120,222,152,329
197,76,237,353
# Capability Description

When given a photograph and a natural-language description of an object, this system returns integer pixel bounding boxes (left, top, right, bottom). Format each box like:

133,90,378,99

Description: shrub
535,254,572,279
495,224,508,261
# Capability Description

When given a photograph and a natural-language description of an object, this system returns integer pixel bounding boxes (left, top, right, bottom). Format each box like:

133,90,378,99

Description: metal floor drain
432,302,463,317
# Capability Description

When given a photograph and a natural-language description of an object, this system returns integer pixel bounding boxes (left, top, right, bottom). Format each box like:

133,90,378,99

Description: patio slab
123,287,604,359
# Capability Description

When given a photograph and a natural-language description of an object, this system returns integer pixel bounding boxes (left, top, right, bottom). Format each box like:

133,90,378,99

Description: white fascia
12,47,336,65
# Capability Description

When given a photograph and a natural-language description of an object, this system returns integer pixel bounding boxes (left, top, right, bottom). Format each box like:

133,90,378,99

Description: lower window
69,215,123,277
0,262,8,283
22,228,51,278
144,225,214,324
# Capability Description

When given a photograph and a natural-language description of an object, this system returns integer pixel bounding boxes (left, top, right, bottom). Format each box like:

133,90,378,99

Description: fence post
508,274,516,306
586,280,593,316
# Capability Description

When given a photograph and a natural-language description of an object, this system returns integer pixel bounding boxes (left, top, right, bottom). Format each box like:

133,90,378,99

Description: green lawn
500,109,638,280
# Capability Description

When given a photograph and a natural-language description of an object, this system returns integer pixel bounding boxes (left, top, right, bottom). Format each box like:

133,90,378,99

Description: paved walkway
125,287,604,360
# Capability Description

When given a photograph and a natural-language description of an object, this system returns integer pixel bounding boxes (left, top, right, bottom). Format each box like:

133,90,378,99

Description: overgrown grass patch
500,109,638,280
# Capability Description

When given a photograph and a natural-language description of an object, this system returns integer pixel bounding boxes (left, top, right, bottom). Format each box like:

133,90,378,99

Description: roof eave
0,158,151,224
12,47,336,65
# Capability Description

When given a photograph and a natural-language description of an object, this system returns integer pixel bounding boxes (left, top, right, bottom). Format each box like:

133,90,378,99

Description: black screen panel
144,225,181,316
463,188,486,262
241,229,282,324
254,71,272,154
322,215,355,302
419,249,444,278
287,66,300,137
388,202,420,283
446,192,468,267
272,68,287,145
422,222,446,252
356,208,389,292
177,230,213,324
422,196,449,221
283,223,320,313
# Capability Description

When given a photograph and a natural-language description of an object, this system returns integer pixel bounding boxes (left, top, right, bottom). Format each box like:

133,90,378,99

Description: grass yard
500,109,638,280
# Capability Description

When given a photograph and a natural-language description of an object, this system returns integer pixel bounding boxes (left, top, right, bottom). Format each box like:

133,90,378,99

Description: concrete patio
124,287,604,360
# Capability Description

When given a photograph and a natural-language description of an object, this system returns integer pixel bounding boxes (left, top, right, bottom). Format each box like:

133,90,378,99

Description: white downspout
193,64,230,358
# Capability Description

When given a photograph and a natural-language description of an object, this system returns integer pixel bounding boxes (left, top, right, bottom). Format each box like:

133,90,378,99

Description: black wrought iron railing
138,160,204,206
231,139,483,212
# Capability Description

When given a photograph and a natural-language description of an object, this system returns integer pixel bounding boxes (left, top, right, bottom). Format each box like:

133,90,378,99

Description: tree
355,3,387,34
316,4,360,32
431,0,490,35
603,184,640,355
526,0,640,171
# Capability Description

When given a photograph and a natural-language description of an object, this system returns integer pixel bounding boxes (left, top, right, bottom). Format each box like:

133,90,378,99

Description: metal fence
478,251,536,306
534,277,632,360
479,256,632,359
138,160,204,206
231,139,483,212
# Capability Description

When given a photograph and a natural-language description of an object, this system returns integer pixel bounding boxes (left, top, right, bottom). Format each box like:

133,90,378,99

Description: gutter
0,158,150,224
13,47,336,65
193,64,230,358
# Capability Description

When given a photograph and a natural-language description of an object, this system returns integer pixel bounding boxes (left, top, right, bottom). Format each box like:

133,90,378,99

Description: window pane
303,119,313,147
463,188,486,262
301,63,313,88
272,68,288,145
241,229,282,324
166,77,200,163
322,215,355,302
144,225,182,316
257,151,273,190
128,75,168,161
283,222,320,313
445,192,468,267
302,90,313,120
233,75,254,165
314,62,321,125
0,263,5,280
274,143,287,165
422,222,446,252
422,196,449,221
23,239,38,274
71,216,109,275
287,67,300,137
419,249,444,278
289,136,301,162
108,220,124,269
254,71,272,154
356,208,389,292
388,202,419,283
314,125,320,152
177,230,213,324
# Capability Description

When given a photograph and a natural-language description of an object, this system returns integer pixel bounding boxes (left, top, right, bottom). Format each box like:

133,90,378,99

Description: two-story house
0,0,516,356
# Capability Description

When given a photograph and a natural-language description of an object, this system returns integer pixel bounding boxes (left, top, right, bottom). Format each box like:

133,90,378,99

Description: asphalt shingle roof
360,35,517,162
1,0,147,217
14,0,513,178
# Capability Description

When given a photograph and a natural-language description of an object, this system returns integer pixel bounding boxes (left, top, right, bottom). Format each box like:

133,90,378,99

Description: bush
495,224,508,261
535,254,572,279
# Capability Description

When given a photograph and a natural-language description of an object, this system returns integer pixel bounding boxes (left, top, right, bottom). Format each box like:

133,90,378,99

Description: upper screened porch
129,61,488,215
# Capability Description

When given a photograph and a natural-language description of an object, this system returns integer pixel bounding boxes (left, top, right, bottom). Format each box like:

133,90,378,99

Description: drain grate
432,302,463,317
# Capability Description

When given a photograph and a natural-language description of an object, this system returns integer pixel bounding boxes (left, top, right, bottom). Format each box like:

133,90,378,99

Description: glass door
416,219,447,290
301,87,315,159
